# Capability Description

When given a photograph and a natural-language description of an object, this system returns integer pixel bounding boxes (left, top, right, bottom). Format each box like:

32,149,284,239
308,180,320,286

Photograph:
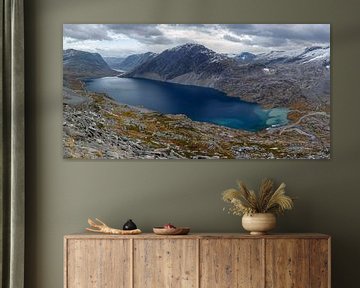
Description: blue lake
84,77,288,131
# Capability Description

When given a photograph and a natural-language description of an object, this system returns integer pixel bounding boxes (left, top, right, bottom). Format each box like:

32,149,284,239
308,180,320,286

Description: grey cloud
63,24,112,41
105,24,174,45
63,24,330,56
223,34,242,43
224,24,330,47
64,24,174,45
171,24,214,32
106,24,163,37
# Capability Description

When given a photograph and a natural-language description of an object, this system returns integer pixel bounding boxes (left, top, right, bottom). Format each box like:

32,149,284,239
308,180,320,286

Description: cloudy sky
63,24,330,57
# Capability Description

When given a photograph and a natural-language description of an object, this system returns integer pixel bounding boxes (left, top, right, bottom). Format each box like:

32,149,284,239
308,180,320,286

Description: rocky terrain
63,86,330,159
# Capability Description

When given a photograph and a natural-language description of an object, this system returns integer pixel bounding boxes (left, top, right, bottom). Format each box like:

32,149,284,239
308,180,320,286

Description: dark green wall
25,0,360,287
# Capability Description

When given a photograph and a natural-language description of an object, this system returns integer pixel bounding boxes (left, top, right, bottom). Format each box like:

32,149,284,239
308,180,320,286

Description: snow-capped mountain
255,46,330,66
290,46,330,66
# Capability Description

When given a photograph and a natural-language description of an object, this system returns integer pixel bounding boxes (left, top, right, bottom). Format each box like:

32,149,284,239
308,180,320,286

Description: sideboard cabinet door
133,239,198,288
266,239,309,288
265,239,329,288
309,239,330,288
66,239,131,288
200,239,264,288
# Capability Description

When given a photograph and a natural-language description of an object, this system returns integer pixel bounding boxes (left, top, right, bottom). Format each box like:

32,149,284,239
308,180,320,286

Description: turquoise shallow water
84,77,288,131
265,108,290,127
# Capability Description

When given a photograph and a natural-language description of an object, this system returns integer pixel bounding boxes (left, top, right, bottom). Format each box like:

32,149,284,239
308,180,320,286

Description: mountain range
64,43,330,109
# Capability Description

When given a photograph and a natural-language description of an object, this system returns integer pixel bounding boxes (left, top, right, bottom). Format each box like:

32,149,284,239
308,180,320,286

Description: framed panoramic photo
63,24,330,159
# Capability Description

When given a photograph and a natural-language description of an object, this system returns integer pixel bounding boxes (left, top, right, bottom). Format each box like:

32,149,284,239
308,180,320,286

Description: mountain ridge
103,56,126,70
108,52,158,72
63,49,117,88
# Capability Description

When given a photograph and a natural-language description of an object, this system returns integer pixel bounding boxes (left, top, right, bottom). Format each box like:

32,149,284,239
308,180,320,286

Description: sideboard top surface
64,232,330,240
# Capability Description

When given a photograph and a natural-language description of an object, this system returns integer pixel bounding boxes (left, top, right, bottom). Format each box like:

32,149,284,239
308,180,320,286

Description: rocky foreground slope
63,86,330,160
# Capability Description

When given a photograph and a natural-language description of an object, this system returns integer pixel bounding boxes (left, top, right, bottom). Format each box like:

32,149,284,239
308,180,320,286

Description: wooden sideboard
64,233,330,288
